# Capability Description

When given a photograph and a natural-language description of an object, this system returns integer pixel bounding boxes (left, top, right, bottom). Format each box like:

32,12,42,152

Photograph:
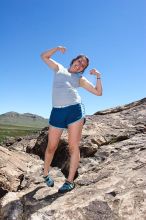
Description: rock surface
0,98,146,220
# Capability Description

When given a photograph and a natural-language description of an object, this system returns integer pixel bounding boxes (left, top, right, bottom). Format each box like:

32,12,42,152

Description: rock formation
0,98,146,220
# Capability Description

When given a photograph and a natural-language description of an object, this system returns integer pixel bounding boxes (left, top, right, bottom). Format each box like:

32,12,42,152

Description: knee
69,144,80,155
46,144,57,154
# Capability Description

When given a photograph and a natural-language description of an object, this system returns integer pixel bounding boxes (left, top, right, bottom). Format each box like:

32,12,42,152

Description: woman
41,46,102,193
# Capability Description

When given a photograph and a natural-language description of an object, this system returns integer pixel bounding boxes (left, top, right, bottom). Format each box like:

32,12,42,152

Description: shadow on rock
0,187,65,220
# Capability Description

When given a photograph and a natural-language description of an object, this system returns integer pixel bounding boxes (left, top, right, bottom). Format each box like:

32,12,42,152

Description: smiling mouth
73,64,80,69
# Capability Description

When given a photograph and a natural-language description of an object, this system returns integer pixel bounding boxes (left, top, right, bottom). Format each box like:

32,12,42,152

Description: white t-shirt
52,64,82,107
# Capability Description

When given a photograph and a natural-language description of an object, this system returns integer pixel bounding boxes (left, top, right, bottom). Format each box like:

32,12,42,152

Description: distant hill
0,111,48,128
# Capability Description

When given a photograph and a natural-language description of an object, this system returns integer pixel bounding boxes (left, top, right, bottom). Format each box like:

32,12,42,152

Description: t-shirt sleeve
55,63,66,74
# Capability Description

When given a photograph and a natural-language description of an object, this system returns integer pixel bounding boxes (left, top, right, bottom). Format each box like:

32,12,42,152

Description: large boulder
0,98,146,220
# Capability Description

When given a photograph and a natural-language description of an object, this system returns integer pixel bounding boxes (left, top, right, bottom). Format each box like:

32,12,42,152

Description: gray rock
0,98,146,220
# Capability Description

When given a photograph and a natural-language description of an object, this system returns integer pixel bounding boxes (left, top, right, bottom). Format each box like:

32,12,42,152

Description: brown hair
70,55,89,73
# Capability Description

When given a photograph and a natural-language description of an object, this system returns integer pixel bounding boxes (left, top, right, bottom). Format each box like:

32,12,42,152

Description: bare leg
43,126,63,177
67,119,84,182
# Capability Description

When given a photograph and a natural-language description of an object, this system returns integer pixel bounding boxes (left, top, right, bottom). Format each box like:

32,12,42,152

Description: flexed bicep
79,77,97,95
79,77,102,96
42,58,60,72
41,46,66,72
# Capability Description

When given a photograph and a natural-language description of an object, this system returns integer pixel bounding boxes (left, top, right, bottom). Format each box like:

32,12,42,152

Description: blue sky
0,0,146,118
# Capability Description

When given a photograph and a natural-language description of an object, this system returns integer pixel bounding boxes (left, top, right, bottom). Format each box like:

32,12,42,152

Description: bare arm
41,46,66,71
80,69,102,96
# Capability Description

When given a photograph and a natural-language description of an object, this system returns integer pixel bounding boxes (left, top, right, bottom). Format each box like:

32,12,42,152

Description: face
70,57,88,73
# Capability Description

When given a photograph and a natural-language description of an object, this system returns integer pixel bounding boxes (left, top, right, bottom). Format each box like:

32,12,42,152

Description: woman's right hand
57,46,67,53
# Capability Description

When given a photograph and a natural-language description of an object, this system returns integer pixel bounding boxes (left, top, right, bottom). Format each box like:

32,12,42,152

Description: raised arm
80,69,102,96
41,46,66,71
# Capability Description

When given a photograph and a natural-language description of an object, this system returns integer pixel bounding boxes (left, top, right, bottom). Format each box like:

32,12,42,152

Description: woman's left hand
90,69,101,78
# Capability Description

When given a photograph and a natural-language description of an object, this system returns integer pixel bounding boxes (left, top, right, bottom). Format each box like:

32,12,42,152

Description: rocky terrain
0,98,146,220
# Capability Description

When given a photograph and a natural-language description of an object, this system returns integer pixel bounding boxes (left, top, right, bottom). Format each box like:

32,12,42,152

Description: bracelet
97,77,101,79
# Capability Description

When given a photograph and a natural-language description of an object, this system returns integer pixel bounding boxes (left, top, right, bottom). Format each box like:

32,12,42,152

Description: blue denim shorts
49,103,85,129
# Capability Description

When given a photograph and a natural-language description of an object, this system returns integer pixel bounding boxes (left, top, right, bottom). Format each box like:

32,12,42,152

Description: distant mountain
0,111,48,128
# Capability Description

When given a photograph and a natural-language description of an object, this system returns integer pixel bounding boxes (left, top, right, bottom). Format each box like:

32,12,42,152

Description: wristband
97,77,101,79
